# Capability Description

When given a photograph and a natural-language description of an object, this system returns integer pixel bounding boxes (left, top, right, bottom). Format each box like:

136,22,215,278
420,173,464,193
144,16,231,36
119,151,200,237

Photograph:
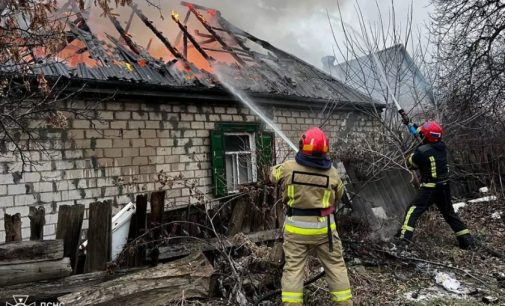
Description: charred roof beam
108,14,141,55
174,10,191,46
131,4,186,63
171,12,214,63
183,3,246,66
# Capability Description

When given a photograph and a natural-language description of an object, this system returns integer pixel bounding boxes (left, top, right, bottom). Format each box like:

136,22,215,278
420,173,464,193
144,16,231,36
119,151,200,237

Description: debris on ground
453,202,466,213
434,271,465,293
468,196,498,203
491,212,502,220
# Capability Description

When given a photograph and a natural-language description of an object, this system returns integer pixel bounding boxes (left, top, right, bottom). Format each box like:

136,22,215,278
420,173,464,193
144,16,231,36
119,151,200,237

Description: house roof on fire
0,1,380,107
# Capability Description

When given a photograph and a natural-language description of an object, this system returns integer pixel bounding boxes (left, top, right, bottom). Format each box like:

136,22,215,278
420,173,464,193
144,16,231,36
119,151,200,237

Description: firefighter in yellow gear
270,127,353,306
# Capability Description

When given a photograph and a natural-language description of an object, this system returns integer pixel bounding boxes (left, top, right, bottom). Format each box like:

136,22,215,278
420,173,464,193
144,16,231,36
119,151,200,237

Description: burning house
0,2,385,242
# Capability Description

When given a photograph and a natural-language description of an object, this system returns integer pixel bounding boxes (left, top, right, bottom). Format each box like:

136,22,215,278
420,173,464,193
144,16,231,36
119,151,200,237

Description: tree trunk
0,258,72,286
4,213,22,242
0,240,63,265
59,252,214,306
84,201,111,273
56,204,84,272
29,206,46,240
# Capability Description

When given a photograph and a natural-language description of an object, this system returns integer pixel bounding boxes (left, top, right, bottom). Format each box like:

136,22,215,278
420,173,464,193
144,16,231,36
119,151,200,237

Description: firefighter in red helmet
398,121,475,249
270,127,353,306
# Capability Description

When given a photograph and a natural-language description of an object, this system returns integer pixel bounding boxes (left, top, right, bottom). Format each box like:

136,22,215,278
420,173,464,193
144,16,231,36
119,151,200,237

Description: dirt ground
306,198,505,306
169,198,504,306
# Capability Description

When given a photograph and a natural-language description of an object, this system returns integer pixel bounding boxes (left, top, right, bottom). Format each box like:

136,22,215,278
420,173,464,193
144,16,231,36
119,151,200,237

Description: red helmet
299,127,329,157
419,121,443,142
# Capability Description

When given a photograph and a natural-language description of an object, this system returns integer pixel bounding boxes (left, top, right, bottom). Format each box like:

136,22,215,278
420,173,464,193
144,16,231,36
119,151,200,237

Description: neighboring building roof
322,44,433,112
0,2,380,107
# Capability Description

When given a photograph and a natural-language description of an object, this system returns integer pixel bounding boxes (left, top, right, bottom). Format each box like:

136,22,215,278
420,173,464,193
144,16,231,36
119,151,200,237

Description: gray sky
85,0,433,69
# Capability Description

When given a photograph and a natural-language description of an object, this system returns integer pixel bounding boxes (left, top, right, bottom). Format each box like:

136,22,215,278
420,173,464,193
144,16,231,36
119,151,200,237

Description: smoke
195,0,351,67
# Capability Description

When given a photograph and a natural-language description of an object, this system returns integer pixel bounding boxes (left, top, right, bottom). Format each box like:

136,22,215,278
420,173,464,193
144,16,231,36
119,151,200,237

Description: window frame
223,132,258,193
210,122,274,197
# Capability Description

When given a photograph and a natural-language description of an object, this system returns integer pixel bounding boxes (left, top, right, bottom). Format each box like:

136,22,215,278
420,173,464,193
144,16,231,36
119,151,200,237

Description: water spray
328,13,418,136
358,25,418,135
214,68,299,153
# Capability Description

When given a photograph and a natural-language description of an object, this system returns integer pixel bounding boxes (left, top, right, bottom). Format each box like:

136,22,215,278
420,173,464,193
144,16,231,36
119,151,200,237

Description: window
224,133,257,192
211,123,274,196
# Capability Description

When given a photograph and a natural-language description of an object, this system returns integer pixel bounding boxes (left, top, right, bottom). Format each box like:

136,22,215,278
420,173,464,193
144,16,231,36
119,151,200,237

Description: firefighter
398,121,475,249
270,127,353,306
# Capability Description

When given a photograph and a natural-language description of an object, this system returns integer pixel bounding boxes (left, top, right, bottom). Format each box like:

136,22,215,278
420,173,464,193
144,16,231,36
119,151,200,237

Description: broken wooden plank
29,206,45,240
56,204,84,271
227,196,249,236
0,240,63,265
0,266,146,303
0,257,72,286
125,195,147,267
149,191,165,236
59,252,214,306
158,229,281,261
4,213,22,242
84,201,112,273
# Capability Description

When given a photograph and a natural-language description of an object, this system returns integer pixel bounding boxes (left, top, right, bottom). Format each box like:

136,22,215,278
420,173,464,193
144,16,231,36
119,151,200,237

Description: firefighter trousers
281,229,352,306
399,183,470,241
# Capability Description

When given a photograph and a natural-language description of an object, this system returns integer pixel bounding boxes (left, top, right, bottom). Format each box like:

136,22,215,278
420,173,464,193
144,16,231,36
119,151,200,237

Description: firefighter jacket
408,141,449,188
270,159,344,212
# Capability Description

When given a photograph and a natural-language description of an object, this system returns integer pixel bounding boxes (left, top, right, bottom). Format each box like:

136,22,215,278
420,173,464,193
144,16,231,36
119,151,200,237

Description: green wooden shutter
256,132,275,180
210,130,227,197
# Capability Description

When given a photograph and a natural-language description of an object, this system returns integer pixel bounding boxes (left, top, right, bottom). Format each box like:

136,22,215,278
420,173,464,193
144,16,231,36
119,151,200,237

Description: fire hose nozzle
398,109,410,125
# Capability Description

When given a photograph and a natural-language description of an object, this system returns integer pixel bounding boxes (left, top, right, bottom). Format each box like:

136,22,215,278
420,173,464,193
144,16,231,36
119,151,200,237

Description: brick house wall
0,96,380,242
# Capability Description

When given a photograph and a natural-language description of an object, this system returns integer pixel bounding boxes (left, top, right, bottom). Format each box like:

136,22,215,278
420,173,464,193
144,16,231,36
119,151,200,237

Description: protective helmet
299,127,329,157
418,121,443,142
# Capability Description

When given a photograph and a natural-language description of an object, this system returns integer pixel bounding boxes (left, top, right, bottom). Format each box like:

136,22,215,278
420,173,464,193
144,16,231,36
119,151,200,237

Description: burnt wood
126,195,147,267
59,252,214,306
56,204,84,272
227,196,249,236
0,258,72,287
4,213,22,242
0,266,146,303
84,201,111,273
157,229,280,261
0,240,63,265
29,206,46,240
149,191,165,237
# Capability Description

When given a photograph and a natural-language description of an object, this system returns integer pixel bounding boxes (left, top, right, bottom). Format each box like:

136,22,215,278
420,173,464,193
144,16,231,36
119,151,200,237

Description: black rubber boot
458,234,477,250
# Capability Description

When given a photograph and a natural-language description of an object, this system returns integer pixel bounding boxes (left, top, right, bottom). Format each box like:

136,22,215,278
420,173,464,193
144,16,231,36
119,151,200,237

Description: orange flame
171,11,179,21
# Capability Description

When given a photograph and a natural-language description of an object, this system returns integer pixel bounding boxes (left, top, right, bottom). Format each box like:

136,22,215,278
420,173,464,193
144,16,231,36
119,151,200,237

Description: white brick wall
0,99,379,241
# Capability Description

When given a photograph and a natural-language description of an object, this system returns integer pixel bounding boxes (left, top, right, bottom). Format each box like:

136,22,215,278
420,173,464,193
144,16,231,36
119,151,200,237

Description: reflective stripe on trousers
331,289,353,302
400,206,416,238
281,291,303,303
455,229,470,236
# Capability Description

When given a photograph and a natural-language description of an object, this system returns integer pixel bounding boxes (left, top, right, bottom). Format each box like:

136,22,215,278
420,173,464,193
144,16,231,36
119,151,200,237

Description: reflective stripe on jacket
284,215,336,235
270,159,344,210
407,142,449,187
